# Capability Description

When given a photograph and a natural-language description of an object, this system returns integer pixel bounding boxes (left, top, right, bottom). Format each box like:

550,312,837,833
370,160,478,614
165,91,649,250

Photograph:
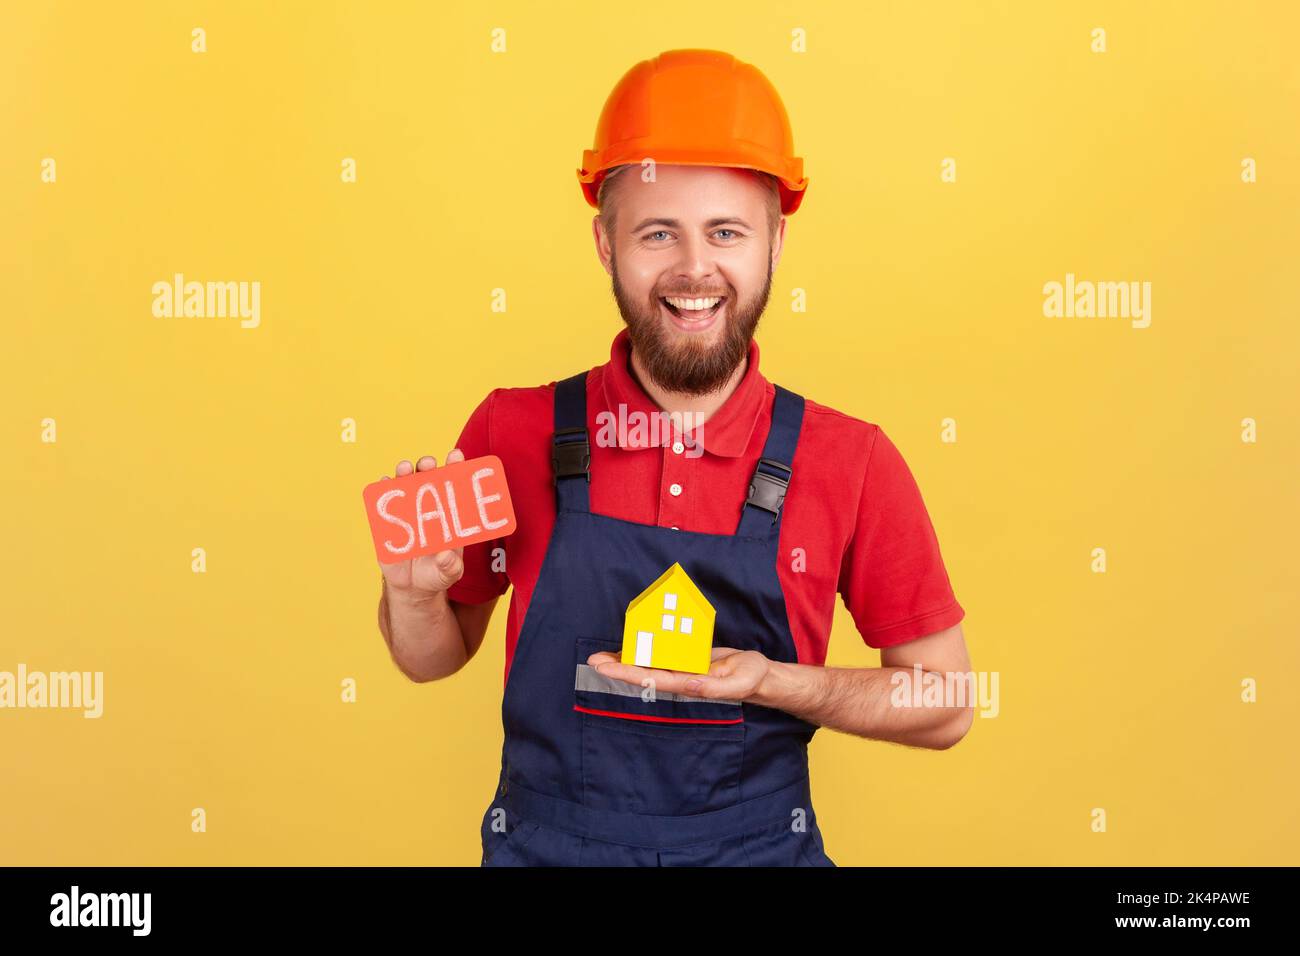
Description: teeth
664,296,722,312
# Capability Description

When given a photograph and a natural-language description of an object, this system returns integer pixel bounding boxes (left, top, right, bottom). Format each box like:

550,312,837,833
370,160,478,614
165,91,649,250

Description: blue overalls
479,370,836,866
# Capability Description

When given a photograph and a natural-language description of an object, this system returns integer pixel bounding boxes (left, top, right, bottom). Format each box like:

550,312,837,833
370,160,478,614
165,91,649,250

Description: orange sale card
362,455,516,564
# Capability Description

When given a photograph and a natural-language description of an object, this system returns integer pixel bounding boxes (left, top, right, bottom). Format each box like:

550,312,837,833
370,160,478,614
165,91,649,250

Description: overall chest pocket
574,636,745,816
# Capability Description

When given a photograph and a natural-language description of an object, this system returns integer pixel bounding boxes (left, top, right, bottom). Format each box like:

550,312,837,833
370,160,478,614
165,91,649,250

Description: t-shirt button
672,441,685,455
669,483,683,497
670,525,679,531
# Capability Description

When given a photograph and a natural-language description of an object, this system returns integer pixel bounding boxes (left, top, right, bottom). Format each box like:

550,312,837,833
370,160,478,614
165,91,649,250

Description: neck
628,345,748,432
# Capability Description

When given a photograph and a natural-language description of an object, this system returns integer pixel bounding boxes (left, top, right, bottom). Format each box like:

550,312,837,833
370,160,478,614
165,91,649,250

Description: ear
593,214,614,276
770,215,787,271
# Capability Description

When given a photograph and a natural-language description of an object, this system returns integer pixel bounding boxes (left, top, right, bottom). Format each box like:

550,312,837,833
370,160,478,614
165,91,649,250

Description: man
375,50,972,866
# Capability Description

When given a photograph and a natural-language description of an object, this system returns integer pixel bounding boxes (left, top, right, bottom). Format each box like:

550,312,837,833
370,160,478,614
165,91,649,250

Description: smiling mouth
660,295,726,321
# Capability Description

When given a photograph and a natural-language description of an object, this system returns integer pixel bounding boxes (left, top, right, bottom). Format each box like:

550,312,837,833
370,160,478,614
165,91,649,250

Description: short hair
597,164,781,240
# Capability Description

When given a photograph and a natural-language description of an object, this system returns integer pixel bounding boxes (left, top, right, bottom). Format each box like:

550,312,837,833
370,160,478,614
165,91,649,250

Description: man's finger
433,549,461,575
589,657,697,695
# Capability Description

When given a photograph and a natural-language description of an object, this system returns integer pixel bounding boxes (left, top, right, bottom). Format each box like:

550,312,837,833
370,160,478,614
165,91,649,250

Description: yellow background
3,1,1297,865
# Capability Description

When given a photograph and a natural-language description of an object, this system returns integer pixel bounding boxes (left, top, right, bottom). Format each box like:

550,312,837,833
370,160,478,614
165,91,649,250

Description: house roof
627,562,713,613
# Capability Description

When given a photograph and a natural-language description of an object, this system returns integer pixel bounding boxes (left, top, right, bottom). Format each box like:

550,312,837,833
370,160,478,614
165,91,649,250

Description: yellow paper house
621,562,716,675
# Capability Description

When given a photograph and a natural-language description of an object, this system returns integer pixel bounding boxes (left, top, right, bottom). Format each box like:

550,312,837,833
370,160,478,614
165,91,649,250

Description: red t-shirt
448,328,965,684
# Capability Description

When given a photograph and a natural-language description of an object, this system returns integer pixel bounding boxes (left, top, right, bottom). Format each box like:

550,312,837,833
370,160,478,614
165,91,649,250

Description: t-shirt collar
599,327,766,458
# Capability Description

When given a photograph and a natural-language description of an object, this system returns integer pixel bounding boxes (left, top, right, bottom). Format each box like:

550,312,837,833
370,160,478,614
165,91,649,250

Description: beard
611,254,773,396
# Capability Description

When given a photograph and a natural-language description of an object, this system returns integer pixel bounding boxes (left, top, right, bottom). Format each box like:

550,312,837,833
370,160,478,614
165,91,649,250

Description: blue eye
648,231,670,241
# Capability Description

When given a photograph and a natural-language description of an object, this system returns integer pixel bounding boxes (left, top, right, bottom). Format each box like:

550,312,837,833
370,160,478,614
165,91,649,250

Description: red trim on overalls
573,705,743,725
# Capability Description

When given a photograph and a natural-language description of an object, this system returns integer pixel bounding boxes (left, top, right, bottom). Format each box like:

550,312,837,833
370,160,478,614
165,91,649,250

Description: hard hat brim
578,148,808,216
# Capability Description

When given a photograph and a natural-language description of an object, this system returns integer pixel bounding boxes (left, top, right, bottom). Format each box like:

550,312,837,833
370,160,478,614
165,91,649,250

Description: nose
670,231,719,293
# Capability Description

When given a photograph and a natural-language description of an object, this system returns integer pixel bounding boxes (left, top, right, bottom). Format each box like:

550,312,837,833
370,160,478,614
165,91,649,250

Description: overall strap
736,384,805,536
552,371,591,513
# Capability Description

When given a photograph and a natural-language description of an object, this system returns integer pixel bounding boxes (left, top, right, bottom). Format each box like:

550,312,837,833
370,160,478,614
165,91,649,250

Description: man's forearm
751,661,973,749
378,582,469,682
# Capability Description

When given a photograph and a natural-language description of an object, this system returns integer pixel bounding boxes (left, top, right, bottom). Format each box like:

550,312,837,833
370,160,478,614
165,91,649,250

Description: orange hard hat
577,49,809,215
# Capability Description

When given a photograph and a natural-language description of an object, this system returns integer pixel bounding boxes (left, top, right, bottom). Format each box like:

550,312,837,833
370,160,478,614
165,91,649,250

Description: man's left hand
586,647,771,702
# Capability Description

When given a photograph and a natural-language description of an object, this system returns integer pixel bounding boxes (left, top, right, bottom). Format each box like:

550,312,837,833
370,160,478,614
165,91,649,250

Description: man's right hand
377,448,467,598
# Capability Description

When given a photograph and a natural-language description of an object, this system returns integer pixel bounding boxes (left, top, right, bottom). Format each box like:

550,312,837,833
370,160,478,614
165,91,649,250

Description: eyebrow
630,217,754,232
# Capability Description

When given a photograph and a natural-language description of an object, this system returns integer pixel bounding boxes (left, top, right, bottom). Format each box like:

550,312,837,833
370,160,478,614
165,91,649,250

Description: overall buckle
745,457,791,520
552,427,590,484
